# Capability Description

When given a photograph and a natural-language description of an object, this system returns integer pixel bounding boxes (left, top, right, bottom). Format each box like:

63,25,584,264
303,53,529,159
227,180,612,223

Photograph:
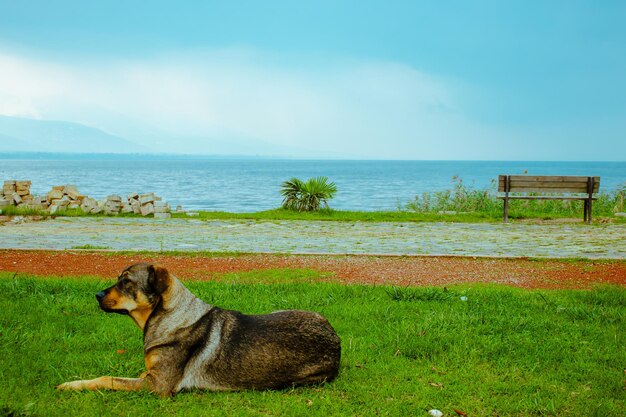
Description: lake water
0,155,624,212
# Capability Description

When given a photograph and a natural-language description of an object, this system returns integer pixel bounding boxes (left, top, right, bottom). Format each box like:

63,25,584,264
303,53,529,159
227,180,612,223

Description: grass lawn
173,209,499,223
4,206,626,224
1,270,624,416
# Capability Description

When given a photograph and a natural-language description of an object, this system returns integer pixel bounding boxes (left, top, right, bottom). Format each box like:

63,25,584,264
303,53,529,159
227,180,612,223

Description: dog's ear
148,264,170,295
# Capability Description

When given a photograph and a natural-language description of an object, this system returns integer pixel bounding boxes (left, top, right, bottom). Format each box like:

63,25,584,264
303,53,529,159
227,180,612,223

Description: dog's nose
96,291,106,302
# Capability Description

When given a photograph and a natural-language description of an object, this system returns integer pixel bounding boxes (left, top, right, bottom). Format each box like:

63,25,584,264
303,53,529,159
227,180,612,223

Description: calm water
1,156,624,212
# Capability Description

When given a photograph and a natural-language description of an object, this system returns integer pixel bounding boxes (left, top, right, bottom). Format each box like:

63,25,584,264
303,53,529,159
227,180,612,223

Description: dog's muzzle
96,291,106,303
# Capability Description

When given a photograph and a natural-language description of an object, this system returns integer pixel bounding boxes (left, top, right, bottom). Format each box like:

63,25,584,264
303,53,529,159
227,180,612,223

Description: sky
0,0,625,160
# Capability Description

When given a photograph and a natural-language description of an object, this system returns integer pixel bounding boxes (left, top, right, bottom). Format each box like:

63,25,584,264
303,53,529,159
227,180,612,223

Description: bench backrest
498,175,600,194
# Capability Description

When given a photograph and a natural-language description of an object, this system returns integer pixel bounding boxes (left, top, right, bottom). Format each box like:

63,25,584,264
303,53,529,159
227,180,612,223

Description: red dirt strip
0,250,624,289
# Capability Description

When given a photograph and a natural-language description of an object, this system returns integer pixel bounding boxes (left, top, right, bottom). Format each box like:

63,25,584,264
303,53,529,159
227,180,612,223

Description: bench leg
585,177,594,224
503,197,509,223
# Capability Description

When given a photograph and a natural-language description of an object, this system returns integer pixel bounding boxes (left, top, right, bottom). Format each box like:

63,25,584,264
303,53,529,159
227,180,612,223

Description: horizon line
0,151,625,163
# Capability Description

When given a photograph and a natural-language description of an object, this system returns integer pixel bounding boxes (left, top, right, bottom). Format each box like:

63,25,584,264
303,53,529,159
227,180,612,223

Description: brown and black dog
57,263,341,396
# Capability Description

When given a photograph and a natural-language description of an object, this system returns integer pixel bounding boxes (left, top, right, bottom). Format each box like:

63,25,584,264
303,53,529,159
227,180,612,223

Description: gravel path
1,217,625,259
1,250,624,289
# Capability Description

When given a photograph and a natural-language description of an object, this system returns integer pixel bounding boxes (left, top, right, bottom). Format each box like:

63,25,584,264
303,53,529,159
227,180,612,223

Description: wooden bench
498,175,600,224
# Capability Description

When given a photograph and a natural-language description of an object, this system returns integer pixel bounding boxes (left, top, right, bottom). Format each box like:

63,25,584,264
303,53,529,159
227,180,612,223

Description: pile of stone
78,191,172,218
1,180,41,209
0,180,48,210
1,179,172,218
81,192,171,218
47,185,85,214
125,192,171,218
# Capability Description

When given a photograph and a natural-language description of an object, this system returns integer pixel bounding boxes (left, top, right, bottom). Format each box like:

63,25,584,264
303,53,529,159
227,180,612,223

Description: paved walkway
1,217,625,259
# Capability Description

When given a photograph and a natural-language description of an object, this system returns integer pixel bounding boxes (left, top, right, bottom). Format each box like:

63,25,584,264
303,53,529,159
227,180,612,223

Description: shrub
280,176,338,212
405,176,500,214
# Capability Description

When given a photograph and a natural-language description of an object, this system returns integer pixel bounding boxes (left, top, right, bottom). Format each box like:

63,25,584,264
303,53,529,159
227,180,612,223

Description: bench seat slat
497,196,597,200
501,186,596,193
498,175,600,193
506,181,596,187
500,175,600,182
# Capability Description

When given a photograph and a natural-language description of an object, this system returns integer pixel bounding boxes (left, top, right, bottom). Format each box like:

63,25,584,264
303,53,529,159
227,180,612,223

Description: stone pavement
1,217,625,259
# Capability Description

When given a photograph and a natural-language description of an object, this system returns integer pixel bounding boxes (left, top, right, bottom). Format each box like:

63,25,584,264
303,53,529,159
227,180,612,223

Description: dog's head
96,263,171,328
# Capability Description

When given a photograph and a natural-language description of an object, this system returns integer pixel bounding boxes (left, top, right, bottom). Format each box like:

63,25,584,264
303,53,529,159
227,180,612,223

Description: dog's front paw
56,380,88,391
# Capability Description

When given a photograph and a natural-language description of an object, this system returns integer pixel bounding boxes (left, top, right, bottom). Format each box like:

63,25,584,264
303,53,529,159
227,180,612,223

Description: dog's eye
117,278,134,290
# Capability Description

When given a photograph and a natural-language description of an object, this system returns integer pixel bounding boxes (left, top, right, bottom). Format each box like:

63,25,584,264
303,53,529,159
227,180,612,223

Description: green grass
1,271,624,416
175,208,626,223
173,208,497,223
3,204,625,224
0,205,52,217
0,205,140,219
69,244,112,250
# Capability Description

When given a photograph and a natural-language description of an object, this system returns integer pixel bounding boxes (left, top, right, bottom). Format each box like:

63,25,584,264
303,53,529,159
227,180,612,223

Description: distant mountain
0,115,144,153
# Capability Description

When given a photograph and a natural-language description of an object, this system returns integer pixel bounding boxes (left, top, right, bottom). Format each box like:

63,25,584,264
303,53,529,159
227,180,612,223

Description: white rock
47,189,64,201
63,184,78,194
140,202,155,216
66,189,84,201
154,201,170,213
154,212,171,219
139,193,155,204
10,215,25,224
428,410,443,417
80,198,98,212
105,200,122,208
24,203,44,210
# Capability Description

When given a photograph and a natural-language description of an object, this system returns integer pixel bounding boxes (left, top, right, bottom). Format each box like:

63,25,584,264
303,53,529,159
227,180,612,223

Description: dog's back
173,308,341,392
215,309,340,389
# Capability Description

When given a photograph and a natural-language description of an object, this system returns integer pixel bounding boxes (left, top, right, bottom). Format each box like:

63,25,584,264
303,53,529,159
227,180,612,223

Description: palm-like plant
280,176,338,211
280,177,306,211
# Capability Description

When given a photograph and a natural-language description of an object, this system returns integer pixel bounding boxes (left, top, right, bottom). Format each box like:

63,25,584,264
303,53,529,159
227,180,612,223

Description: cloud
0,48,484,158
26,48,625,160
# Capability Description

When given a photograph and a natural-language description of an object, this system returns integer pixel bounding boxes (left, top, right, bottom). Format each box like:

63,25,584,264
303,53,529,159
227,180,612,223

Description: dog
57,263,341,397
